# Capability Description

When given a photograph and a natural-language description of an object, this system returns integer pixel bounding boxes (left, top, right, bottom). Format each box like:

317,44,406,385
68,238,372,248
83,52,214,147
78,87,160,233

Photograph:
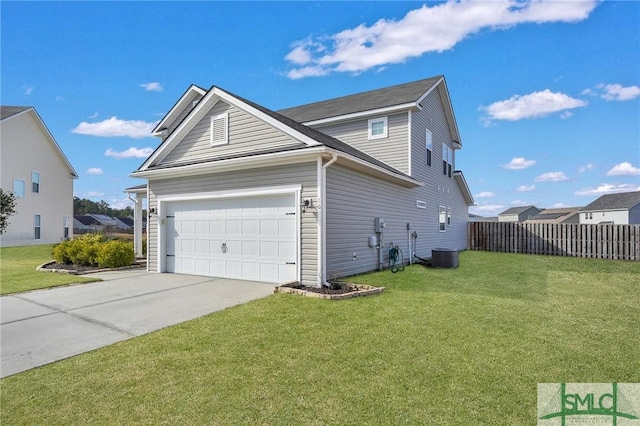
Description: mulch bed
37,261,145,275
274,282,384,300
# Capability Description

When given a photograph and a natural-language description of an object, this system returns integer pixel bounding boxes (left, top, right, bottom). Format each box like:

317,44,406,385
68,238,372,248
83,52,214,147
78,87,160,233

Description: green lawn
0,245,99,295
1,252,638,424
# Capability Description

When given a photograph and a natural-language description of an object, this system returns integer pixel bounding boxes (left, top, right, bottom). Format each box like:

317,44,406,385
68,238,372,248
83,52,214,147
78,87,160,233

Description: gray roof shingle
1,106,31,121
581,191,640,211
277,76,442,123
499,205,540,215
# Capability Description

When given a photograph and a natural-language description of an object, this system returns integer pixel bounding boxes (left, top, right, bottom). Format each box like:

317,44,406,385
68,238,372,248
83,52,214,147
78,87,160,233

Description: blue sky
2,1,638,215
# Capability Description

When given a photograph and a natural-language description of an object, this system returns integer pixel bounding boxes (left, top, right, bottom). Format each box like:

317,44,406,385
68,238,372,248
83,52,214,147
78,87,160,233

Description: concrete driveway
0,270,275,378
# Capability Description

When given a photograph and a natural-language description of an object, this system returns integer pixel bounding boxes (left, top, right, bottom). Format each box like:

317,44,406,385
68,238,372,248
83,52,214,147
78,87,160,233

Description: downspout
319,153,339,286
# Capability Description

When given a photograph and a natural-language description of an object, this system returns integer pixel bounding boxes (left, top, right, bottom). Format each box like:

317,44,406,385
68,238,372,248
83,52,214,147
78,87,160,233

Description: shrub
52,233,108,266
96,240,135,268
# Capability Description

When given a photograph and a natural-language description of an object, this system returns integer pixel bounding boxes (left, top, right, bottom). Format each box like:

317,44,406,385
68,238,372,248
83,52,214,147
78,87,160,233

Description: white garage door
165,193,297,283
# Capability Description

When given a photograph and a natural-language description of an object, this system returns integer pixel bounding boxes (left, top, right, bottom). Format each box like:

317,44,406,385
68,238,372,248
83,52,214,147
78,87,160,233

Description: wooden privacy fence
467,222,640,261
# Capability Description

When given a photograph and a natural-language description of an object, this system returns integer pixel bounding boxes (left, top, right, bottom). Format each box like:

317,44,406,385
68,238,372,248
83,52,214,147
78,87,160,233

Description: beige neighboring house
524,207,581,224
0,106,78,247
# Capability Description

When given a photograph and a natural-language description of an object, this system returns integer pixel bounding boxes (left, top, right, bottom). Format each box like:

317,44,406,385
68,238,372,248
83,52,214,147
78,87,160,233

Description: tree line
74,197,136,218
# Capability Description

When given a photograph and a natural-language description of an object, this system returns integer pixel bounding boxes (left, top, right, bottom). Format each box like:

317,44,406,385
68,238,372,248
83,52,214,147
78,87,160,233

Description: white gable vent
210,112,228,146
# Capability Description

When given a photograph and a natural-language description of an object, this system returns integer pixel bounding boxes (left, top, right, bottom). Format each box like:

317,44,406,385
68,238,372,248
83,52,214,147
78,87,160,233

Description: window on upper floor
442,143,452,177
368,117,388,140
32,171,40,193
425,129,433,167
13,178,26,198
210,112,229,146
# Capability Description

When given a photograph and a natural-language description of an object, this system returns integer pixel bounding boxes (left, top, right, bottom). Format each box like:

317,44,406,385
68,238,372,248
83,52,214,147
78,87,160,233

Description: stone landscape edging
37,261,146,275
274,282,385,300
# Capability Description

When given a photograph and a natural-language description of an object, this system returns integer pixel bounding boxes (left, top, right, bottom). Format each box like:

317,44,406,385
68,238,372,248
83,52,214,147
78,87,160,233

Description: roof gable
581,191,640,211
152,85,206,136
1,106,78,178
277,75,461,145
500,205,540,216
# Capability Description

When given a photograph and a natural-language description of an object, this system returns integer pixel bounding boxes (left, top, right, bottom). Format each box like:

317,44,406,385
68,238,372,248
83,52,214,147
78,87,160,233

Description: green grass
1,251,638,424
0,245,99,295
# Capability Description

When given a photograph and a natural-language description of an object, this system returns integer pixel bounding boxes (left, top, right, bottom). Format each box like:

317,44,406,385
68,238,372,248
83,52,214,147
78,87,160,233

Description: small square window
13,178,25,198
368,117,388,140
32,171,40,193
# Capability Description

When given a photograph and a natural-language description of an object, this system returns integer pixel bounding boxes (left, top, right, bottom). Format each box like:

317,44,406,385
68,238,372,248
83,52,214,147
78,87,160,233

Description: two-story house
130,76,474,287
1,106,78,247
579,191,640,224
498,206,542,223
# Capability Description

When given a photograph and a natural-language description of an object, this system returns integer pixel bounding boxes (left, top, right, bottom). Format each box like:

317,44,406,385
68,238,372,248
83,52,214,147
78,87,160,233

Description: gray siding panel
325,88,469,279
312,112,409,174
161,102,303,166
326,166,468,279
148,162,318,286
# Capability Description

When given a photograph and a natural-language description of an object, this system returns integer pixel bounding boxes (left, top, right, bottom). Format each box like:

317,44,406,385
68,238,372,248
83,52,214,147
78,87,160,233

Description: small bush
53,233,109,266
97,240,135,268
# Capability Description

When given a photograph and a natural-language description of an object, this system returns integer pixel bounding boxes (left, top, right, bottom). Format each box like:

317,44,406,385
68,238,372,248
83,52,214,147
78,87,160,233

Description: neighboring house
73,215,102,233
114,217,134,230
469,214,498,222
85,213,118,228
498,206,542,223
0,106,78,247
579,191,640,224
129,76,474,286
524,207,581,224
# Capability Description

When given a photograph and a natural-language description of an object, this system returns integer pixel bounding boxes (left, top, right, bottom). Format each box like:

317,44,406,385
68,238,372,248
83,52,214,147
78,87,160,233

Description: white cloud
84,191,105,197
481,90,587,123
517,185,535,192
597,84,640,101
578,163,596,174
72,117,158,139
88,112,99,119
87,167,103,175
475,191,496,198
503,157,536,170
606,162,640,176
105,147,154,159
551,203,569,208
575,183,640,196
285,0,597,78
534,171,569,182
23,86,34,96
140,82,163,92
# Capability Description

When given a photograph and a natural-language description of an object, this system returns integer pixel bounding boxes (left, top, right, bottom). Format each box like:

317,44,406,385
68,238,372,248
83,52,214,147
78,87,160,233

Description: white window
439,206,446,232
64,216,70,239
13,178,25,198
442,144,453,177
34,214,41,240
32,171,40,193
210,112,229,146
426,130,432,167
368,117,388,140
447,207,452,227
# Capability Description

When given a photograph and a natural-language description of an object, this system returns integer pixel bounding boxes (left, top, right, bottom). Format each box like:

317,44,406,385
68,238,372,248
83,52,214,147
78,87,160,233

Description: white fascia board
436,78,462,146
302,102,418,127
415,76,443,106
132,147,326,179
152,85,206,135
212,88,323,147
26,108,79,178
138,86,325,172
454,171,474,206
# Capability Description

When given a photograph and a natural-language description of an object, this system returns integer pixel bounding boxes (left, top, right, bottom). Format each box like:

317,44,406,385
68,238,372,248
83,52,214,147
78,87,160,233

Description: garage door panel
166,194,297,283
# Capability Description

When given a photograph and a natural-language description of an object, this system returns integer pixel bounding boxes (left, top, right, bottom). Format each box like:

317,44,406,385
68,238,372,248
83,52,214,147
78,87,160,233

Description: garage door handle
221,242,228,253
286,262,296,265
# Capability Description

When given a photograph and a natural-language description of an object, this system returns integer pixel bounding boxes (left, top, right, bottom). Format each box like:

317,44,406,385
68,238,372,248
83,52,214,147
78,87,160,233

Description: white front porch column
133,193,144,257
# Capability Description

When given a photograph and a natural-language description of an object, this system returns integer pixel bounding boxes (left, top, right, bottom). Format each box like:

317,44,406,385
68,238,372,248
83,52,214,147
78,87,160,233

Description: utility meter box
368,235,377,247
374,217,385,232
